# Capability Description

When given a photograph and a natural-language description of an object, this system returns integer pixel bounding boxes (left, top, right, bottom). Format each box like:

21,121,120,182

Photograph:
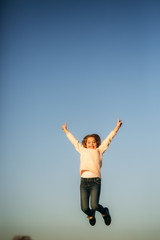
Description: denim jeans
80,177,106,217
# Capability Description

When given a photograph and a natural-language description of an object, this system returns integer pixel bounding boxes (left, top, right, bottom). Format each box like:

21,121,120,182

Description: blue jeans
80,177,106,217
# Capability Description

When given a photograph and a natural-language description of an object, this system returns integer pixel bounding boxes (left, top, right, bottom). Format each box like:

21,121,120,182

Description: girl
62,118,122,226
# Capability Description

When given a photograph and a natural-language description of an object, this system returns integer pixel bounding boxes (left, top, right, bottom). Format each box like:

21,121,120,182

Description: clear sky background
1,0,160,240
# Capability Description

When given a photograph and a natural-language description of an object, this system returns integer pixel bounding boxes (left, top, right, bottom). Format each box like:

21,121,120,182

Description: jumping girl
62,118,122,226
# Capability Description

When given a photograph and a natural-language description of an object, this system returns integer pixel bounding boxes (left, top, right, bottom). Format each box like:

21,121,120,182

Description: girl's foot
102,208,111,225
87,212,96,226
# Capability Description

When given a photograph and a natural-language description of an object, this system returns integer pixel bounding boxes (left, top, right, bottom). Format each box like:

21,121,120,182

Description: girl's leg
90,178,111,225
80,181,93,217
90,178,106,215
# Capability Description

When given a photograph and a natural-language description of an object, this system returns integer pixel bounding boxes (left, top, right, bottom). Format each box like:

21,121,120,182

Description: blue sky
1,0,160,240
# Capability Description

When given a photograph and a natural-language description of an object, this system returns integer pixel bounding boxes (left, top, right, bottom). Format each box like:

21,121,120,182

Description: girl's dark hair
82,134,101,148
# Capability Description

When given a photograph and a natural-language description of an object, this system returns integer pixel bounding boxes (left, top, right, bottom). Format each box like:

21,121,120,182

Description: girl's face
86,137,97,149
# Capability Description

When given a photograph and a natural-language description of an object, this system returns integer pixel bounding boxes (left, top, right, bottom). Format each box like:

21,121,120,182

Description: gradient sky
1,0,160,240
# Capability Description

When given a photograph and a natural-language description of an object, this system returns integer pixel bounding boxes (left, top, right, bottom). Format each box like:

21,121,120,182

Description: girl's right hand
62,122,68,133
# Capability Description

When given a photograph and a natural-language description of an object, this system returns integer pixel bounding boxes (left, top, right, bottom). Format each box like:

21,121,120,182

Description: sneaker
102,208,111,225
87,212,96,226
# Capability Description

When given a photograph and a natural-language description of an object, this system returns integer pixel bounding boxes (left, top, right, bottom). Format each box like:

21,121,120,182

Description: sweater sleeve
98,130,117,154
66,132,83,153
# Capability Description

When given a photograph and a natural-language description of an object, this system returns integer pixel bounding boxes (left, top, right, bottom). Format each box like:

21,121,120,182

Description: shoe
102,208,111,225
87,212,96,226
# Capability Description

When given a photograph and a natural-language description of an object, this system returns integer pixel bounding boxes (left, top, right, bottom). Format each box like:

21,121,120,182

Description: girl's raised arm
113,118,122,133
99,118,122,154
62,122,83,153
62,122,69,134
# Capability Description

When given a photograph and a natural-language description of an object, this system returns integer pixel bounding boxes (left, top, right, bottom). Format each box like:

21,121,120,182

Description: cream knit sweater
66,130,117,178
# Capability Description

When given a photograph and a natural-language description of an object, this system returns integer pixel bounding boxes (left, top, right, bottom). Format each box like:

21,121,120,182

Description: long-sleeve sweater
66,130,117,178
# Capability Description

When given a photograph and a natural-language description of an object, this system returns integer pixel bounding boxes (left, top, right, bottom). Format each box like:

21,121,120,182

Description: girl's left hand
117,118,122,128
